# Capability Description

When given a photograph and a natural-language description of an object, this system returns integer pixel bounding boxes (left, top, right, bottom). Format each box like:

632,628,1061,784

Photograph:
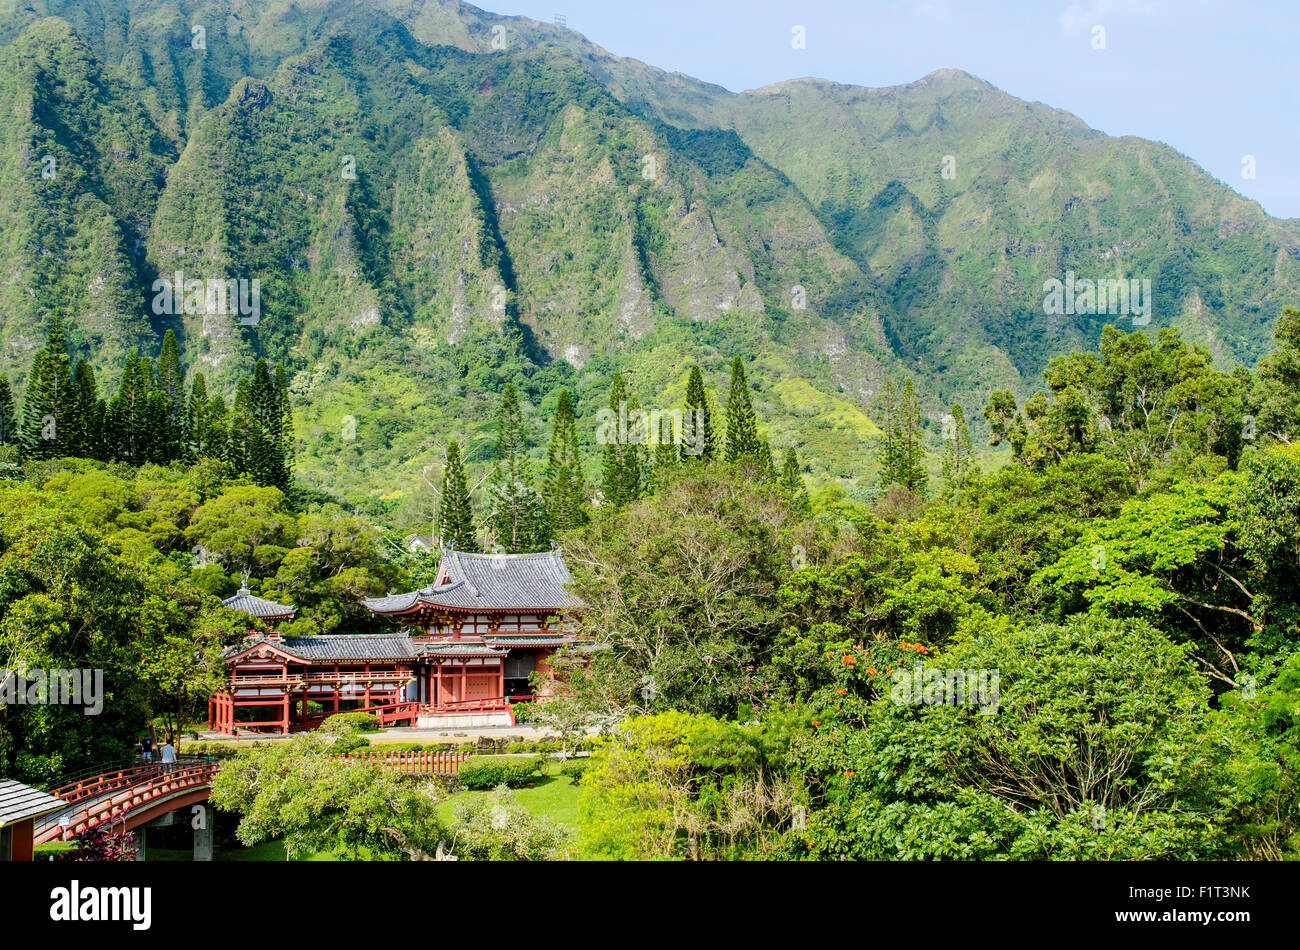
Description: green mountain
1,0,1295,512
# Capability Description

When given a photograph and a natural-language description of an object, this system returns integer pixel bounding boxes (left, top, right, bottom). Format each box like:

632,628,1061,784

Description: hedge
457,755,542,790
176,741,275,760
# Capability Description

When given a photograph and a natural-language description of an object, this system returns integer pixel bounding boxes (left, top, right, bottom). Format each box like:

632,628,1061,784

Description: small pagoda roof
0,779,69,828
365,544,585,616
222,586,296,620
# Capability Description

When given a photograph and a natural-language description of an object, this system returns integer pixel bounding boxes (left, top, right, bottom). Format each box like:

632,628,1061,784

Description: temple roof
484,633,577,648
224,634,418,662
222,586,296,619
418,642,507,658
0,779,69,827
365,545,585,615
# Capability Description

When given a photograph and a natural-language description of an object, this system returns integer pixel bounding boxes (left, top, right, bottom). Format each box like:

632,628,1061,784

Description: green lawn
436,762,583,830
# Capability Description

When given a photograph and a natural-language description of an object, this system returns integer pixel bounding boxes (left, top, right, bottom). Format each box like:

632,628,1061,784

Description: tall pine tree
600,372,643,507
780,447,811,514
245,359,286,489
651,409,678,487
437,438,478,551
275,363,294,491
940,403,975,492
0,375,17,448
542,388,587,532
681,364,716,462
487,384,548,552
758,436,777,481
20,316,76,459
228,378,251,475
899,378,928,497
71,360,99,459
183,372,206,461
155,330,185,461
105,349,151,464
724,356,760,463
878,376,927,496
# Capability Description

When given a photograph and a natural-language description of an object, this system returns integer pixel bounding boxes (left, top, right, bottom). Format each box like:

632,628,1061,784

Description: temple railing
295,699,423,730
331,750,469,776
424,697,512,714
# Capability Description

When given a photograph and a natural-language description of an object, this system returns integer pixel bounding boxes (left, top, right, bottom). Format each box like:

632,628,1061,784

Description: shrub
457,756,542,790
449,788,570,860
177,741,275,760
560,759,589,784
322,712,382,734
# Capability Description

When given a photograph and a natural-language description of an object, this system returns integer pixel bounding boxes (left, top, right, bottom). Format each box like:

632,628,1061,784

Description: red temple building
363,545,586,725
208,546,585,734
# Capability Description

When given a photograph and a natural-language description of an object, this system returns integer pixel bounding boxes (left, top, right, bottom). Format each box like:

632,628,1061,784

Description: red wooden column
497,661,504,705
460,661,467,704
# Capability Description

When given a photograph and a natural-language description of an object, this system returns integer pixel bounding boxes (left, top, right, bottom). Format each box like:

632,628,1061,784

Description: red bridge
33,751,471,849
34,760,219,846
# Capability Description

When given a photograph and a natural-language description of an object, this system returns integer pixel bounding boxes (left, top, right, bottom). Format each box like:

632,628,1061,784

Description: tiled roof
222,586,296,619
0,779,69,827
362,589,426,614
418,642,507,657
485,634,577,648
365,544,585,614
226,635,418,662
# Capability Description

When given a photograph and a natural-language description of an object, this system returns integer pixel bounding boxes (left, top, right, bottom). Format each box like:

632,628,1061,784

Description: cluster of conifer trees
877,374,976,497
434,356,811,553
0,316,294,492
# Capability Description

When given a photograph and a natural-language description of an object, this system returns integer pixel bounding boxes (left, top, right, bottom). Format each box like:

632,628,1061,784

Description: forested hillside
0,0,1296,510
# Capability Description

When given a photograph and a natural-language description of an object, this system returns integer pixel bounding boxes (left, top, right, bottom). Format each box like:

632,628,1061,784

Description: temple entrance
504,650,538,698
427,657,505,708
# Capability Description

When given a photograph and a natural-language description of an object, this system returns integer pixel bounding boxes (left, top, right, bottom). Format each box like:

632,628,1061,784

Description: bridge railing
48,758,210,806
35,762,220,845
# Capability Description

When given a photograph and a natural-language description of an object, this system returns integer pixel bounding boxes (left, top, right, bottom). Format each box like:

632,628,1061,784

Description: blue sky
488,0,1299,219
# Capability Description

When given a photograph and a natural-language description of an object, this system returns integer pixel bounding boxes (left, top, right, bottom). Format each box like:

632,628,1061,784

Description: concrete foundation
416,711,514,728
193,804,213,862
